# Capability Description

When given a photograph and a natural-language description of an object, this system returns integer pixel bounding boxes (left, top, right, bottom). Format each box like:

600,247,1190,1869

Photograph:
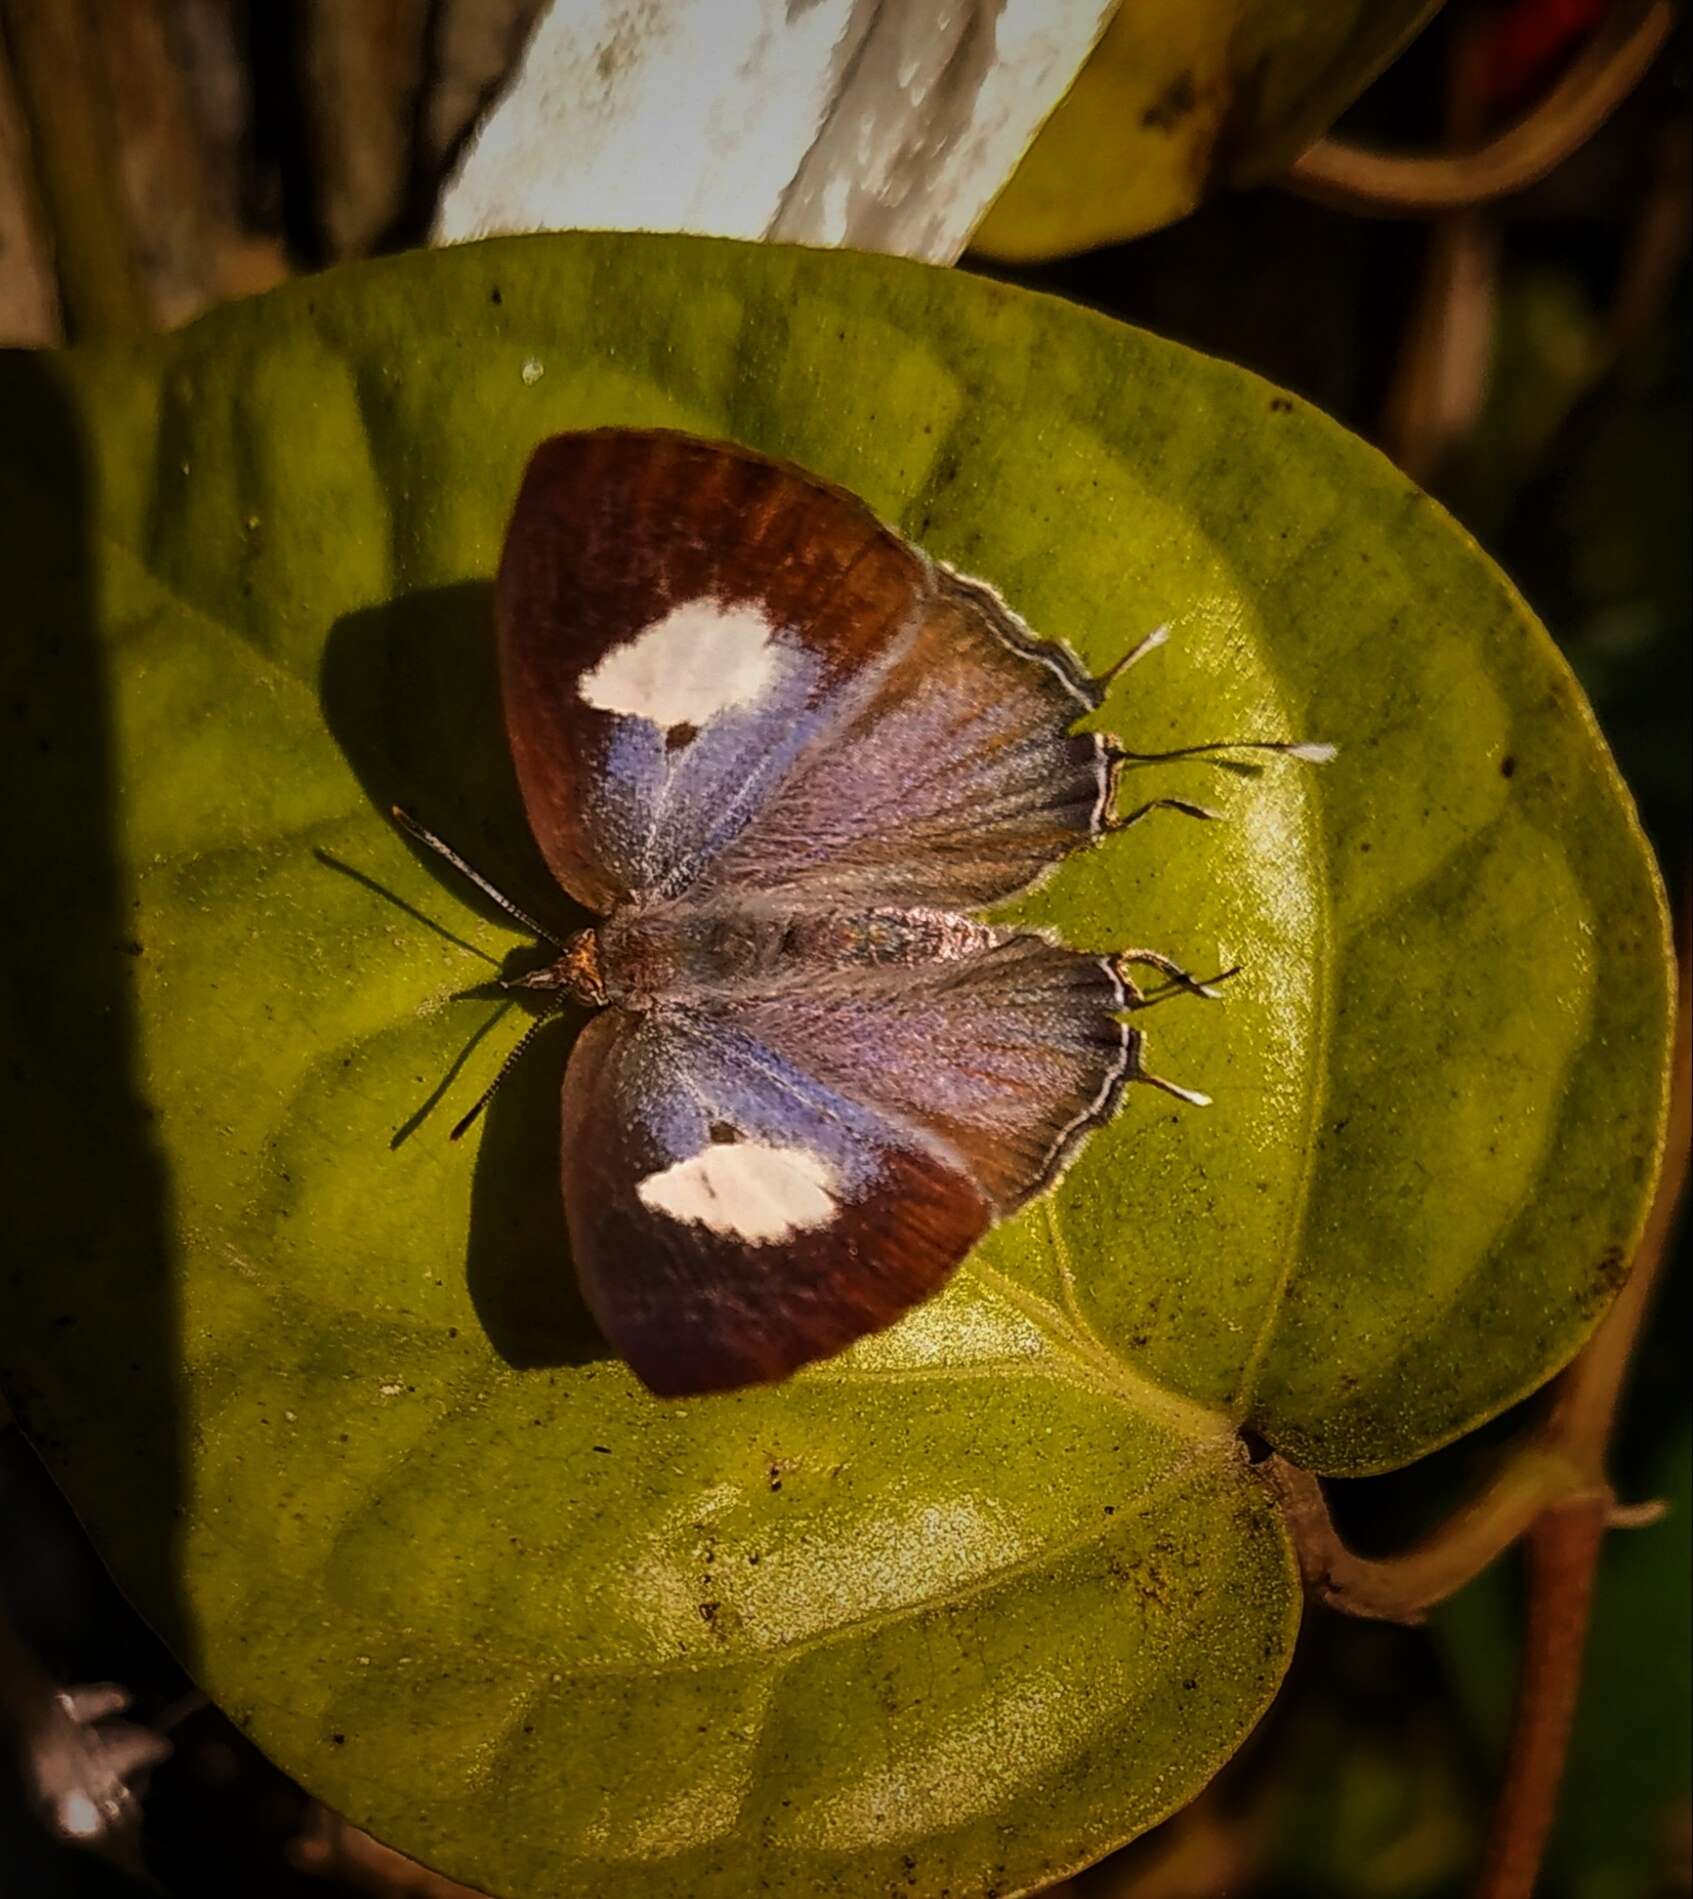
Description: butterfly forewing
497,432,1115,915
495,431,927,912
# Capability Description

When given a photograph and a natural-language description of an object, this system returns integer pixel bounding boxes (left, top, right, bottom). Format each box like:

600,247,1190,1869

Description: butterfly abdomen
597,901,1015,1003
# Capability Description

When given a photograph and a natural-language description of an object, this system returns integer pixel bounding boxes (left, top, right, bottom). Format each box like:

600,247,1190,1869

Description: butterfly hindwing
688,567,1111,911
703,929,1130,1213
561,1003,991,1395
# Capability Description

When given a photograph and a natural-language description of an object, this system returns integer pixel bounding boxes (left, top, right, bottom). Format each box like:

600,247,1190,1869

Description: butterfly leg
1105,795,1220,833
1123,1026,1212,1106
1091,621,1169,694
1113,949,1240,1008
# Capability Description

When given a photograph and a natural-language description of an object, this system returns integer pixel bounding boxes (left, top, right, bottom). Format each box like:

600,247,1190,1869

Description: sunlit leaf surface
0,234,1669,1898
971,0,1443,261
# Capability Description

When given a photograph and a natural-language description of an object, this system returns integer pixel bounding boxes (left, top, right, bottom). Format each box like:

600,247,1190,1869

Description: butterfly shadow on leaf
319,580,612,1374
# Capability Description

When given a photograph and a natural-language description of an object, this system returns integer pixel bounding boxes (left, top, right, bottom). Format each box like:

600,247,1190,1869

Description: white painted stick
433,0,1115,265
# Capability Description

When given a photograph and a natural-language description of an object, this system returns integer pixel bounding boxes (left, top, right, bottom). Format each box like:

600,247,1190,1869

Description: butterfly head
503,927,607,1009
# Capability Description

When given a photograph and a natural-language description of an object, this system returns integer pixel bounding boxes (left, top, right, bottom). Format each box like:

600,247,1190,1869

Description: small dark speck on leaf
1141,70,1196,130
592,1444,611,1454
1269,396,1292,413
490,287,503,305
330,1733,345,1745
1500,754,1517,778
1593,1247,1628,1294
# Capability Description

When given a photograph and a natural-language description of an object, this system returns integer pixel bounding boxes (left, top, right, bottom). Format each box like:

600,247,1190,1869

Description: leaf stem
1285,0,1675,217
1260,1447,1594,1624
1268,896,1687,1892
1465,904,1689,1898
1469,1493,1609,1899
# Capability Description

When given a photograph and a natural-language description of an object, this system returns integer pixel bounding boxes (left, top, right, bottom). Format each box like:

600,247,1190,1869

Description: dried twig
0,0,150,334
0,30,61,345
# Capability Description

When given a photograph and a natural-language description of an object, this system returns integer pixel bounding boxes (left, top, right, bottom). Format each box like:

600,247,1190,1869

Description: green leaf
971,1,1444,262
0,234,1670,1899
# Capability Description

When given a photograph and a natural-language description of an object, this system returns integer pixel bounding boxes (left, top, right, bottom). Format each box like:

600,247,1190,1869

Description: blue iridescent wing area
709,931,1129,1213
496,431,1111,915
561,1005,991,1395
684,567,1110,911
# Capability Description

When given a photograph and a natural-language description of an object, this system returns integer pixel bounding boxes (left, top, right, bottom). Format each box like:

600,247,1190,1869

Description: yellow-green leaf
0,233,1670,1899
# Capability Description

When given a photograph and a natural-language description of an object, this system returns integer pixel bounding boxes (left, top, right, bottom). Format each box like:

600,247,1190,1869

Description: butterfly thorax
595,902,1006,1007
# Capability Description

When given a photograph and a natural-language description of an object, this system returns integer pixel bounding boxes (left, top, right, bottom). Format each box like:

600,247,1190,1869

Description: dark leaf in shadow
320,581,607,1370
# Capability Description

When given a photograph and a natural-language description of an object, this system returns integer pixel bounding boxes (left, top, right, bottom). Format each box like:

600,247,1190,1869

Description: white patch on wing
636,1140,839,1244
579,598,781,730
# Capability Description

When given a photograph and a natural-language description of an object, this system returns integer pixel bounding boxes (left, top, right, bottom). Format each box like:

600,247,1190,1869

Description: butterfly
395,430,1328,1396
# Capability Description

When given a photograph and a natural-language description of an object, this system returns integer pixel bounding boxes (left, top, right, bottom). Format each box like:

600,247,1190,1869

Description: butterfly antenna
391,806,567,949
1110,738,1338,767
1123,1027,1211,1107
449,1010,560,1141
1114,950,1240,1007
